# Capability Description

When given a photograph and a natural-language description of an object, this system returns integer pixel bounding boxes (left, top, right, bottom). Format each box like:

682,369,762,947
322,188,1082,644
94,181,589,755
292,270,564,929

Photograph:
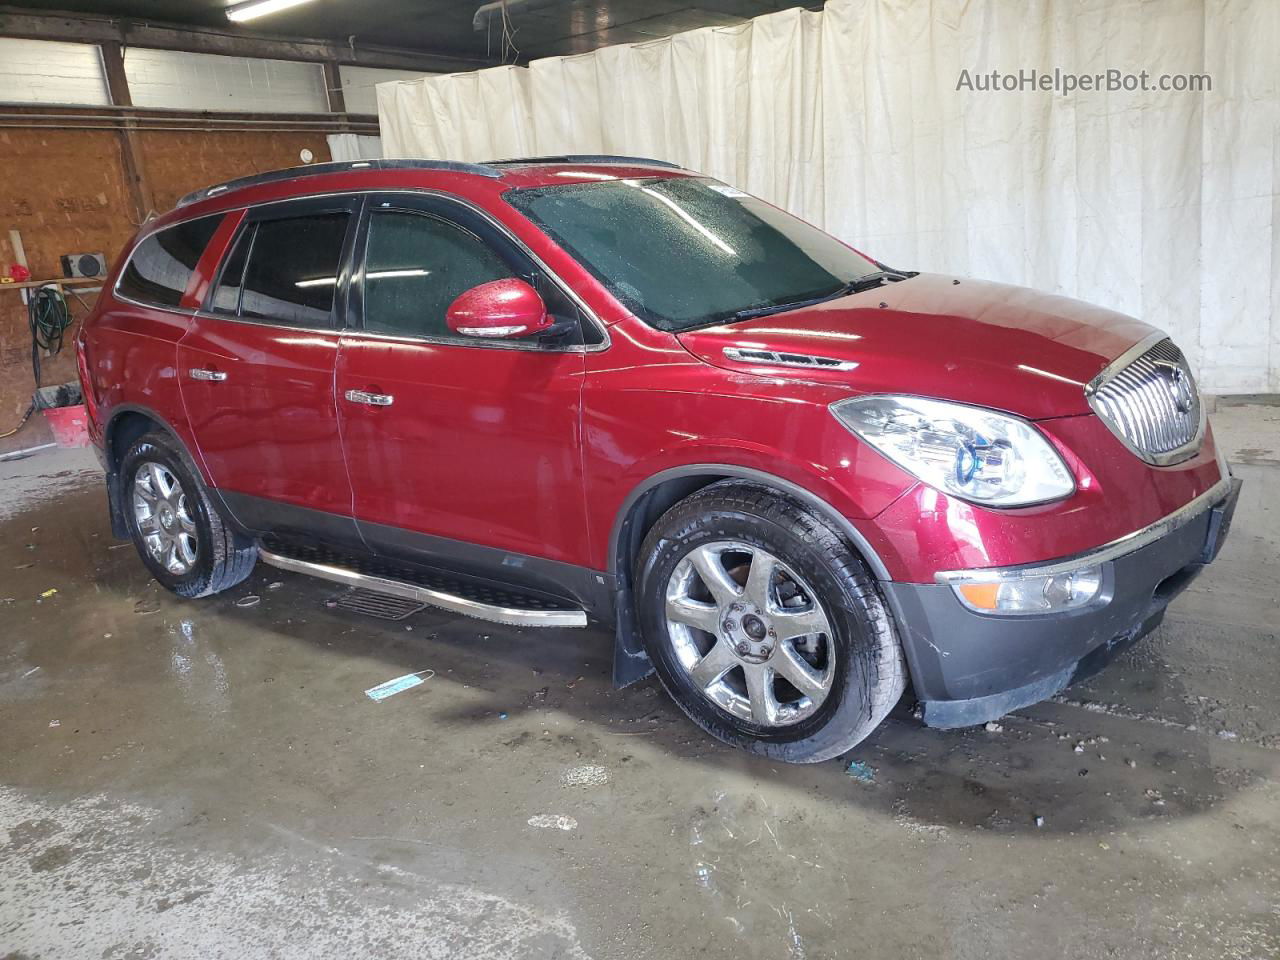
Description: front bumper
884,474,1242,729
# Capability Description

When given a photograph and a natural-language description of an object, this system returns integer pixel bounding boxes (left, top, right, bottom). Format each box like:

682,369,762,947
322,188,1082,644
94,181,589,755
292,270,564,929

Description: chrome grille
1086,336,1204,465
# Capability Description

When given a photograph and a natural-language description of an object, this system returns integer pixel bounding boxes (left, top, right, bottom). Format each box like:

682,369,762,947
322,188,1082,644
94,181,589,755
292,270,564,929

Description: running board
258,546,588,629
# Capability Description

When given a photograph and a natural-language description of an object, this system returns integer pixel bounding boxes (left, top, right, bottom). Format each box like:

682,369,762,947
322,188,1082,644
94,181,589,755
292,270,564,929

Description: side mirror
446,278,552,340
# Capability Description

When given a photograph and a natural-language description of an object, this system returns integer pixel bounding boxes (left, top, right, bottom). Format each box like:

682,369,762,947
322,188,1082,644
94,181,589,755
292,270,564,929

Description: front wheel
120,431,257,598
636,480,906,763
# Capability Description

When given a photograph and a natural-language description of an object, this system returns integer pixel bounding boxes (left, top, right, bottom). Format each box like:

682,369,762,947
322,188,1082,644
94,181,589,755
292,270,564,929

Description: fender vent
723,347,856,371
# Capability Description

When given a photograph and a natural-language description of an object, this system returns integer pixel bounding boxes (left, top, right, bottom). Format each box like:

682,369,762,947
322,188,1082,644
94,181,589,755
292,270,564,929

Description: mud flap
104,469,129,540
612,582,654,687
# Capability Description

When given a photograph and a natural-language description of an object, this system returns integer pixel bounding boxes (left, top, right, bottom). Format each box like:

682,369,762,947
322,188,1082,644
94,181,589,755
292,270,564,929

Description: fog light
954,566,1102,614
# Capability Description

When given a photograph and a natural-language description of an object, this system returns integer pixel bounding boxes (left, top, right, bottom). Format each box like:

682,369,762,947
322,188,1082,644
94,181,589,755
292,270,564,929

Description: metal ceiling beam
0,5,494,71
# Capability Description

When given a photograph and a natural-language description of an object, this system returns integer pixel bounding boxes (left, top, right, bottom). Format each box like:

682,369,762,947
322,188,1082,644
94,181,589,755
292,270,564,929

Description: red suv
77,156,1240,762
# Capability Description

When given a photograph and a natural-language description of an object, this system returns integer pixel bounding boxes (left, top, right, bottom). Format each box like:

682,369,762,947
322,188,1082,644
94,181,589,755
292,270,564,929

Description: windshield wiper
725,269,915,322
835,269,914,295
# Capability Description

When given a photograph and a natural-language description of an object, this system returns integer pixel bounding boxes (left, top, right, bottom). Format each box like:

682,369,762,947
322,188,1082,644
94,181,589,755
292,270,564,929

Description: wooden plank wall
0,122,333,447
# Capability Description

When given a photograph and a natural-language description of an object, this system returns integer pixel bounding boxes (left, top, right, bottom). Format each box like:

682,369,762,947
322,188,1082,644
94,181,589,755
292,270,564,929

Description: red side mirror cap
445,278,551,339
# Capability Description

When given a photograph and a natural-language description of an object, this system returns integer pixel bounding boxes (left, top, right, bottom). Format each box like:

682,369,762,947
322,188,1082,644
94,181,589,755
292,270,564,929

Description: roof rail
485,154,683,169
176,158,503,207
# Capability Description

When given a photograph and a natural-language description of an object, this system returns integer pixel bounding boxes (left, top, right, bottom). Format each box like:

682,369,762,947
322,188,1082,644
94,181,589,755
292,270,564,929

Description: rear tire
636,480,906,763
120,431,257,598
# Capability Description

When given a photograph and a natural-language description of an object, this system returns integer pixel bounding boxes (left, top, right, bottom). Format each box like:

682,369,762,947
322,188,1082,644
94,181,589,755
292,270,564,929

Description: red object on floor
42,404,90,447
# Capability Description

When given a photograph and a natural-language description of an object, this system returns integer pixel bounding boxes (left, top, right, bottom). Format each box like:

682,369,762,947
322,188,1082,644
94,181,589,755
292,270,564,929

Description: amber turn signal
956,583,1001,610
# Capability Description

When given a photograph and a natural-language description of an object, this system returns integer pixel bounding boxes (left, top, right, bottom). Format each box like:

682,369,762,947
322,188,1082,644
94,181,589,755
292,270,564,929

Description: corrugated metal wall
123,48,330,114
0,38,110,106
0,37,430,115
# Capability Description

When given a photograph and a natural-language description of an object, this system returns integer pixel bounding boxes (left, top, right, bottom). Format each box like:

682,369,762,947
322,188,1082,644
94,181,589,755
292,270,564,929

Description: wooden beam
0,6,489,72
98,39,131,107
323,60,347,114
99,40,155,222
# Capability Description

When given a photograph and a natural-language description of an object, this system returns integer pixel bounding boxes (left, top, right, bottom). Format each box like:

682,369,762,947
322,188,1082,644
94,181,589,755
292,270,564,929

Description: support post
99,41,155,222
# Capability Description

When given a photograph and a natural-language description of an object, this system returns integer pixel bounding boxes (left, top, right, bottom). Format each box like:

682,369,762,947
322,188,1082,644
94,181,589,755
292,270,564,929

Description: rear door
335,193,600,573
177,196,361,541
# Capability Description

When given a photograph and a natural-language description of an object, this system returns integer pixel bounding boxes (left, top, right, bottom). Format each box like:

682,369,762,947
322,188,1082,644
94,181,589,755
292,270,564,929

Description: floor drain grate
331,589,426,621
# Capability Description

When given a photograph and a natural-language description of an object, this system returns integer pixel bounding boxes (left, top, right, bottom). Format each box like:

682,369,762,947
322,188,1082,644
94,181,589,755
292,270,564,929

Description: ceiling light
226,0,318,23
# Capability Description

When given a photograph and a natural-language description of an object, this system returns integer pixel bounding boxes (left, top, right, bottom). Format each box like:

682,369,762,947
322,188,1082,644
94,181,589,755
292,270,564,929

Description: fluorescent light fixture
226,0,318,23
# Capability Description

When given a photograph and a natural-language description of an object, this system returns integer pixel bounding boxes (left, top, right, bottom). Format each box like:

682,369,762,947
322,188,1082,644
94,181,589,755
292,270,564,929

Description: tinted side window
117,214,222,308
238,213,350,327
363,211,513,338
210,223,254,314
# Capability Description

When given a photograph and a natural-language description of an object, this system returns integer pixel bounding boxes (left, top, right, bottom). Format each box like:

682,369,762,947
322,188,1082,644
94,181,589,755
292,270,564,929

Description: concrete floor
2,406,1278,960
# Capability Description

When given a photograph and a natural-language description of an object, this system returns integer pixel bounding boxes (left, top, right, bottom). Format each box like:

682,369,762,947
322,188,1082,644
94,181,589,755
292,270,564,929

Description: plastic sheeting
377,0,1279,392
327,133,383,162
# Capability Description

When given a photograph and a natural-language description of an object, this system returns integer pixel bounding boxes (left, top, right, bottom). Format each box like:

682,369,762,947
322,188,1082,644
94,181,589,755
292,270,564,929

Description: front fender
603,456,913,689
608,458,904,582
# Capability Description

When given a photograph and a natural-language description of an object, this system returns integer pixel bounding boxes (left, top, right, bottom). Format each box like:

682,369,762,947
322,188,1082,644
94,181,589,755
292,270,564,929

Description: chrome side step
258,547,588,629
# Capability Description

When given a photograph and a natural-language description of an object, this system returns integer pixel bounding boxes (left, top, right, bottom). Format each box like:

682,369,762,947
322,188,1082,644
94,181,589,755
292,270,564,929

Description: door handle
345,389,394,407
189,368,228,382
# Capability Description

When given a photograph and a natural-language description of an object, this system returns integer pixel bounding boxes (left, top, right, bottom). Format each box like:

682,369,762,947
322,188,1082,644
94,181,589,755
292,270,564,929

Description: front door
178,196,361,540
335,194,599,576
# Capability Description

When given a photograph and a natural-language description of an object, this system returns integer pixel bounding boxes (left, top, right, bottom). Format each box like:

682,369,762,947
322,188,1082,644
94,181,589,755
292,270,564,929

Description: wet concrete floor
2,404,1278,958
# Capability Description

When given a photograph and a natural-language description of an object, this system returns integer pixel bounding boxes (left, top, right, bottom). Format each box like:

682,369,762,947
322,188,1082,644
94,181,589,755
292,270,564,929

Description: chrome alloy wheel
664,541,835,727
132,461,198,576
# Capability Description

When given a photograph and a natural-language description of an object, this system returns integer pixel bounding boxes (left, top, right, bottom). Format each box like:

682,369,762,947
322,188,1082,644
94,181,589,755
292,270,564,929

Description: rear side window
236,213,351,327
117,214,222,308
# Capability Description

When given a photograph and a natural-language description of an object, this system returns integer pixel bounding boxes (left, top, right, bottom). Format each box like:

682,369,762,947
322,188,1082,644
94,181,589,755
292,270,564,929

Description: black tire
636,480,906,763
119,431,257,598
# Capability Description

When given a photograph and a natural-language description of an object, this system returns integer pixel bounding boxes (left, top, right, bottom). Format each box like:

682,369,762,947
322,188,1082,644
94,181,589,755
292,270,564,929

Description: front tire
120,431,257,598
636,480,906,763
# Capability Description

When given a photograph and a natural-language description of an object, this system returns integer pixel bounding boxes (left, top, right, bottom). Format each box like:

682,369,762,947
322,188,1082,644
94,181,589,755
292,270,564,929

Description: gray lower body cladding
886,477,1242,729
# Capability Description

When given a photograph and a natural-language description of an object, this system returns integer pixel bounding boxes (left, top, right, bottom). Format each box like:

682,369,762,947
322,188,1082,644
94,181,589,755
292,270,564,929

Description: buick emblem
1159,363,1195,415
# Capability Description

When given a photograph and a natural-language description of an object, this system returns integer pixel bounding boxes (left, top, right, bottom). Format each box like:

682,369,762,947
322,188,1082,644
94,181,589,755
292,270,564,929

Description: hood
676,273,1159,420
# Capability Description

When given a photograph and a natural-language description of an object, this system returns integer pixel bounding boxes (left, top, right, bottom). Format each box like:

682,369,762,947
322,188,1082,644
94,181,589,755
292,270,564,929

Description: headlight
830,395,1075,506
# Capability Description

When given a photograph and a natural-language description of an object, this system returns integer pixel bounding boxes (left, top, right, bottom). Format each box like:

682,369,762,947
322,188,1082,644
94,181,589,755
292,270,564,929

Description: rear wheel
636,480,906,763
120,431,257,598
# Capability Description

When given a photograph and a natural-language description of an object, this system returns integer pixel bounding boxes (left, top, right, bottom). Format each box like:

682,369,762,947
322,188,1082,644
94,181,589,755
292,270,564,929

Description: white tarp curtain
377,0,1279,393
326,133,384,161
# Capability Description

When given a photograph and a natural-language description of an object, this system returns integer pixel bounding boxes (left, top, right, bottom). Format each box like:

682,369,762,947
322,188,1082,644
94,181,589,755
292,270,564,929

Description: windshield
505,177,880,332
